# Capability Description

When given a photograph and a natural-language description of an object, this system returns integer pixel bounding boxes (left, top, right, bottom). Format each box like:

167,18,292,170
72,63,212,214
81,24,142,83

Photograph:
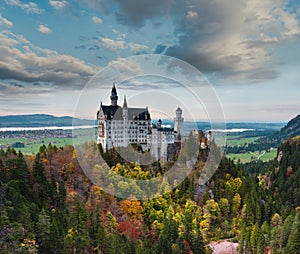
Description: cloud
108,58,143,75
92,16,102,24
154,44,166,54
81,0,300,81
119,76,182,90
161,0,300,79
0,30,97,89
100,37,126,51
38,24,52,34
0,82,52,96
129,43,148,53
5,0,44,14
49,0,68,10
0,14,13,27
112,29,126,39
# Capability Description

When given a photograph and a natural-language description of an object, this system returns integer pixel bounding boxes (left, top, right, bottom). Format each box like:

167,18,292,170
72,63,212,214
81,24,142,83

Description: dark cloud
0,82,52,96
10,82,24,88
81,0,300,81
154,44,166,54
114,0,171,27
89,45,100,50
75,45,86,49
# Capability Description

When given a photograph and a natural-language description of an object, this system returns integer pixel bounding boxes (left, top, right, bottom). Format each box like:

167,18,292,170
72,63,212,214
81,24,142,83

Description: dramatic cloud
0,14,13,27
111,0,173,28
5,0,44,14
0,31,97,89
78,0,176,28
164,0,300,78
82,0,300,80
92,16,102,24
38,24,52,34
100,37,126,51
0,82,52,96
49,0,68,10
129,43,148,54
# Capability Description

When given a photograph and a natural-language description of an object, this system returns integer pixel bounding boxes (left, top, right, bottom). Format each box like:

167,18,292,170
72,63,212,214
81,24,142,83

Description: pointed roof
123,96,128,108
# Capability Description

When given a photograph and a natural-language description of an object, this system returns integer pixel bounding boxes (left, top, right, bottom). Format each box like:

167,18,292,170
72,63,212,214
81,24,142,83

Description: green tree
286,211,300,253
36,209,52,253
157,215,179,254
32,154,49,207
250,223,260,253
64,196,89,254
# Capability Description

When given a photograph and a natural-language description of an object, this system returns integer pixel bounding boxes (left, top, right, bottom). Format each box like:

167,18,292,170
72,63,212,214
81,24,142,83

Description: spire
123,95,128,108
110,83,118,106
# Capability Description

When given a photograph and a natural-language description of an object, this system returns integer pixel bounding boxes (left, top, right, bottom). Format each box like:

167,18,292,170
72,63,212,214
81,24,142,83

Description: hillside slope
257,114,300,148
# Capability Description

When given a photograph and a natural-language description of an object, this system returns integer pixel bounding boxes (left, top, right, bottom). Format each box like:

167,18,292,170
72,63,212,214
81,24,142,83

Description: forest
0,135,299,253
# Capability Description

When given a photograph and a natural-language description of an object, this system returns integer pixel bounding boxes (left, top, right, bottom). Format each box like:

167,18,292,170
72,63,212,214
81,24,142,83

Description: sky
0,0,300,122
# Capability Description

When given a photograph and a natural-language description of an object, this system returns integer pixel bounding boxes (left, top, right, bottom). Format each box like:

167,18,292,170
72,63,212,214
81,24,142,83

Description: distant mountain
258,114,300,146
266,114,300,142
0,114,95,127
276,114,300,140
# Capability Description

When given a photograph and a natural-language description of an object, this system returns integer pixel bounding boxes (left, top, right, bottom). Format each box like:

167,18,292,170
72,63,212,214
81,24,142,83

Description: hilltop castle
96,84,184,161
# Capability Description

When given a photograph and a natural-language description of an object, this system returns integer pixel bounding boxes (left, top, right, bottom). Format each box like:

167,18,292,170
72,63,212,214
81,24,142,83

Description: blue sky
0,0,300,121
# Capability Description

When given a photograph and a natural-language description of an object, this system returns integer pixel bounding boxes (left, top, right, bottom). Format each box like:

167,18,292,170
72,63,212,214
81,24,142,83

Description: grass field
225,136,259,146
1,130,278,163
0,128,96,155
226,149,277,163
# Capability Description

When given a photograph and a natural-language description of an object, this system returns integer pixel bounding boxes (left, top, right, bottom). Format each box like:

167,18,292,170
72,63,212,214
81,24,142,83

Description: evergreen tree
157,215,179,254
36,209,52,253
32,154,49,207
286,211,300,253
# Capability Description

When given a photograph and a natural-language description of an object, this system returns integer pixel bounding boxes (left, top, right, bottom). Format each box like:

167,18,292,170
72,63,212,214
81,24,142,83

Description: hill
274,114,300,141
261,114,300,144
0,114,95,127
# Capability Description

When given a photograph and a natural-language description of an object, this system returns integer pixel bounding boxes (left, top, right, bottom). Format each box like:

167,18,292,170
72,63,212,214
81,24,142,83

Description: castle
97,84,184,161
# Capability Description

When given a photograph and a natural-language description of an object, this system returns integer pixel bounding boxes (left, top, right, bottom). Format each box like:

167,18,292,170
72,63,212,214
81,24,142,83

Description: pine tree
36,209,51,253
32,154,49,207
286,211,300,253
157,215,179,254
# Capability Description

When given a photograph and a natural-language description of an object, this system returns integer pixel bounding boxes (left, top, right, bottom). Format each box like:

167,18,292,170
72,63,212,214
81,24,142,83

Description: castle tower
207,131,212,146
122,96,128,120
174,107,184,141
110,83,118,106
157,119,162,128
122,96,129,147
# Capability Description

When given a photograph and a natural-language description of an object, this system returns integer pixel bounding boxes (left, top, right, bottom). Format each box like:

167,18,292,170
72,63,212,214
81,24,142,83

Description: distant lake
0,125,97,132
0,120,283,134
209,128,255,133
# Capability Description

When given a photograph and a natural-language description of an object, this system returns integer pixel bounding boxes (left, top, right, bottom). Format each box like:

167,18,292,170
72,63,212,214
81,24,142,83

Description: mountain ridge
0,114,95,127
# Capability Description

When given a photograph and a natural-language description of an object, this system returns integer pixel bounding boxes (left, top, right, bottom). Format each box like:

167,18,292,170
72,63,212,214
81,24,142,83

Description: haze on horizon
0,0,300,122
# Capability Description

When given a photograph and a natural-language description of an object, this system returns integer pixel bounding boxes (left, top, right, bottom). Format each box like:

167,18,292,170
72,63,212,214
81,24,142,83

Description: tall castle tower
122,96,129,147
174,107,184,141
110,83,118,106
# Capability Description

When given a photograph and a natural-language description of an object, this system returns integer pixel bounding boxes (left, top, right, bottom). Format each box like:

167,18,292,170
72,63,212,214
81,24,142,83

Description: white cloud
5,0,44,14
100,37,126,51
129,43,148,53
108,58,143,75
92,16,102,24
49,0,67,10
0,14,13,27
112,29,127,39
38,25,52,34
0,30,97,89
164,0,300,79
